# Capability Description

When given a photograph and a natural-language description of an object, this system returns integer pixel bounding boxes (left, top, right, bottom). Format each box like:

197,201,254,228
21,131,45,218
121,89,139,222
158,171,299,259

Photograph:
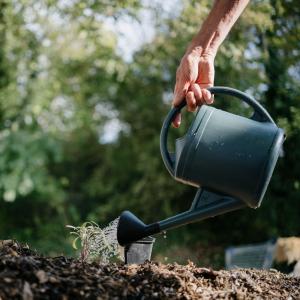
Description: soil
0,240,299,300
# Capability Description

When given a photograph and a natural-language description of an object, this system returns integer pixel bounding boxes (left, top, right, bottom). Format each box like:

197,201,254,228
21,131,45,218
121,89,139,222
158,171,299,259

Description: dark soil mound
0,240,299,299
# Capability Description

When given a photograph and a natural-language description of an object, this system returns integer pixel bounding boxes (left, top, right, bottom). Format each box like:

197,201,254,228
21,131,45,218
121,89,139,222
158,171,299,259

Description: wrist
185,42,217,60
186,0,249,60
186,28,220,59
185,45,203,57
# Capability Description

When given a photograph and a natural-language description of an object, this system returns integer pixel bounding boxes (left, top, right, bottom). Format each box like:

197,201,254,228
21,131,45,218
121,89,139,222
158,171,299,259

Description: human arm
172,0,249,127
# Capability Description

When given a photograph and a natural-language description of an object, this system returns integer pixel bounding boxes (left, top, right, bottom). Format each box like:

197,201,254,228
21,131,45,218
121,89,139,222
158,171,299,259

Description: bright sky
103,0,182,62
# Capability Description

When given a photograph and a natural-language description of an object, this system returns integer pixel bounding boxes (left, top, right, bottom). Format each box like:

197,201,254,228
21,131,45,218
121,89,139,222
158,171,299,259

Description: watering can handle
160,86,276,176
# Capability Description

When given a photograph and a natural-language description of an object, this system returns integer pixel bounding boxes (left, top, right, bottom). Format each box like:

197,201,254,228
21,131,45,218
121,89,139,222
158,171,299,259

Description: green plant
67,219,122,263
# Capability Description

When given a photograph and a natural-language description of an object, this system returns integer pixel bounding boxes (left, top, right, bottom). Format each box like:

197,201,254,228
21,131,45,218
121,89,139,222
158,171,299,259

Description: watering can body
161,87,285,209
173,105,283,208
117,86,285,246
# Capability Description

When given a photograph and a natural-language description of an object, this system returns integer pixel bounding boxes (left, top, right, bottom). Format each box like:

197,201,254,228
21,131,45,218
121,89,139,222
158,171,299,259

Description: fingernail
172,121,180,128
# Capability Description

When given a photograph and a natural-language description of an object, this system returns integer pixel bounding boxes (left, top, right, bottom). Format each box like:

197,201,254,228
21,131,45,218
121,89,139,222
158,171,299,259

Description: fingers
202,88,214,104
190,83,214,105
171,83,214,127
186,91,197,112
179,83,213,112
191,83,203,105
197,55,215,104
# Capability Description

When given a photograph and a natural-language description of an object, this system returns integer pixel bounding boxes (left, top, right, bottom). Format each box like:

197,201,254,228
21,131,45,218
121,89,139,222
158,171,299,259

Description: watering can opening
117,211,160,246
117,86,285,246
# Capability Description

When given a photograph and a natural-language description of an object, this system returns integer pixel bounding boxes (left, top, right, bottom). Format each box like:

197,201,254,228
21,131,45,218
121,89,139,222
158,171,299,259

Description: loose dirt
0,240,299,299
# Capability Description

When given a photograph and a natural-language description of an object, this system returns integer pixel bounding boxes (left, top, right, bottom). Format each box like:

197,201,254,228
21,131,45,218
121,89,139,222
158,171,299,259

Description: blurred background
0,0,299,268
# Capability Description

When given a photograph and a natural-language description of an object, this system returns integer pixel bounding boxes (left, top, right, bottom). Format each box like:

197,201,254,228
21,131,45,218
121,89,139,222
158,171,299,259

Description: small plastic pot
124,236,155,264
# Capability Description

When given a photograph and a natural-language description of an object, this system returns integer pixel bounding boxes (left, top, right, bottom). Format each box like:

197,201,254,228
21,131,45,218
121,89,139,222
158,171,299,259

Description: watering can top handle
160,86,276,176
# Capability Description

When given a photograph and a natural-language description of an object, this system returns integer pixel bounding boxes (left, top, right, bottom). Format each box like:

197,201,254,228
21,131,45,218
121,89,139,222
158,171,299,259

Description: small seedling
67,218,123,263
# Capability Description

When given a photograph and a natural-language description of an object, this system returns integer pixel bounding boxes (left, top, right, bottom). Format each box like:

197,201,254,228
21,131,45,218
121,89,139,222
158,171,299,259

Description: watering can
117,86,285,246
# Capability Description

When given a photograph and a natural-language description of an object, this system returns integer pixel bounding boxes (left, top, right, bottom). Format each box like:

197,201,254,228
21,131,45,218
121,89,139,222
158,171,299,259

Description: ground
0,240,299,299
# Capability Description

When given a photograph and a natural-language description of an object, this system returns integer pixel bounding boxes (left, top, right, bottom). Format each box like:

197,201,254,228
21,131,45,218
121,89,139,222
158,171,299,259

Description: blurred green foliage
0,0,299,262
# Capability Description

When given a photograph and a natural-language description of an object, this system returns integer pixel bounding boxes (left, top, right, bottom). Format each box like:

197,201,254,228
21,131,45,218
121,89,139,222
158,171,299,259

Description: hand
172,52,215,128
171,0,249,127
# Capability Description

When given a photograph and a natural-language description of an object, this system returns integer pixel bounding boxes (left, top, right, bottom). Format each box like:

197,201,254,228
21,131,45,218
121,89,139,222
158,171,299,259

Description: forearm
187,0,249,57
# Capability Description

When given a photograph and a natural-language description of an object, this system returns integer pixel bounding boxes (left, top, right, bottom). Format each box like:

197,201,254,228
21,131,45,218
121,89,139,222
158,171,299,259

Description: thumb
172,112,181,128
172,81,189,128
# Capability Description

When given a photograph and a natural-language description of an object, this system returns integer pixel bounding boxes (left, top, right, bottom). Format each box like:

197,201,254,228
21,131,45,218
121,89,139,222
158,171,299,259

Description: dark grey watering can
117,86,285,246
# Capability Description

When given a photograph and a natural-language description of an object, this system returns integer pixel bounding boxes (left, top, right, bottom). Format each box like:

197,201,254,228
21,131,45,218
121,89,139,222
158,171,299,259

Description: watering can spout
117,211,160,246
117,189,246,246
